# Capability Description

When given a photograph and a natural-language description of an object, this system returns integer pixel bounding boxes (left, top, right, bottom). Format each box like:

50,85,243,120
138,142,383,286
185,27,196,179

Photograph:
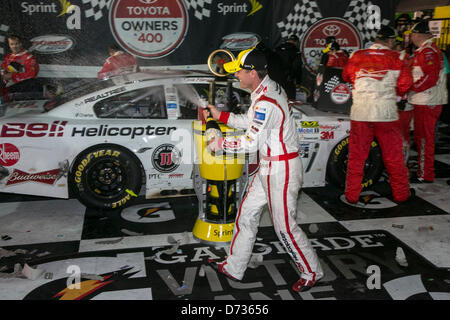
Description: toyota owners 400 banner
0,0,395,80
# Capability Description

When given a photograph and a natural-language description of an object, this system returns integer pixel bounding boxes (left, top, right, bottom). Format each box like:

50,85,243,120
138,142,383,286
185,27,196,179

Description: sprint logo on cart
109,0,189,59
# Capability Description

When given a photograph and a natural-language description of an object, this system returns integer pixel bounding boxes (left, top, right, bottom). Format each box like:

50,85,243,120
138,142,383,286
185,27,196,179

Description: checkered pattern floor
1,125,449,301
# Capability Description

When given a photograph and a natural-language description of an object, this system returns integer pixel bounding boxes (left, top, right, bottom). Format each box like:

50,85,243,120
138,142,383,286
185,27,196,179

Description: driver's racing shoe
292,278,316,292
207,259,240,282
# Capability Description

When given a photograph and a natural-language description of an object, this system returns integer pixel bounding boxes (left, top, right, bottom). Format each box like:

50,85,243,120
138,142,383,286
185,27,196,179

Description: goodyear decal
74,149,121,184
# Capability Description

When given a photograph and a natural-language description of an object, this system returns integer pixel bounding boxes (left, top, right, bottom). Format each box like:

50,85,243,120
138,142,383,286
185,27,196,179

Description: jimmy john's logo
109,0,189,59
152,144,181,173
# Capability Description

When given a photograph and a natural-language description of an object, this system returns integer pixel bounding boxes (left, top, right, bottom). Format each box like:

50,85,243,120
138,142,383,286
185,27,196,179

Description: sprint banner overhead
0,0,396,79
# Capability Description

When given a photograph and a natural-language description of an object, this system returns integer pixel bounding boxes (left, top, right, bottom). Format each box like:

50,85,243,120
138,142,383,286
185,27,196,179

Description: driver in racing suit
204,48,323,292
342,26,413,204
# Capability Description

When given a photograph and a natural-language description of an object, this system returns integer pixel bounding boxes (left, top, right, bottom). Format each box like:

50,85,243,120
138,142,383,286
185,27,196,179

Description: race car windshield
44,79,114,111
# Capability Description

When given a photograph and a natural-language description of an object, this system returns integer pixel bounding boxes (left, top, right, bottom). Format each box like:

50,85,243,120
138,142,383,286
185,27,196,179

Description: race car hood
291,102,350,120
0,100,48,119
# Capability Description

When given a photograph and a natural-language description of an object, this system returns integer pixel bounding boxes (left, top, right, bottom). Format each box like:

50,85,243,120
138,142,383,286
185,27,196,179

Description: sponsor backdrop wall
0,0,395,80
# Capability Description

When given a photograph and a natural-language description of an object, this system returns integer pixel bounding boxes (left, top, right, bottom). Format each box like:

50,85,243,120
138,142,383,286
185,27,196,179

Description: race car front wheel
326,137,384,190
70,145,142,210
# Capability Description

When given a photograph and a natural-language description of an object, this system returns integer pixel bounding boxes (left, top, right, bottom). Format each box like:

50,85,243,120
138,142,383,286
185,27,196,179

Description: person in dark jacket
273,34,303,100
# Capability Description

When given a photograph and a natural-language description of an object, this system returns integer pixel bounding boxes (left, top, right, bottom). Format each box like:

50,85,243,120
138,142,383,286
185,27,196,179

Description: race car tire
326,137,384,190
70,145,142,210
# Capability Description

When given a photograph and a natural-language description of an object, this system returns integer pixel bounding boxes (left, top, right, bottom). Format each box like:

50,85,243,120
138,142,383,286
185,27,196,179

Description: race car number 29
109,0,189,59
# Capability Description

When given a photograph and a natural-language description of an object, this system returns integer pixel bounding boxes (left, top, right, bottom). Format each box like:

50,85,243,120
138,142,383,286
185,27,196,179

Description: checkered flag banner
83,0,112,21
0,24,10,55
324,76,340,93
324,76,353,93
185,0,212,20
277,0,322,40
344,0,390,43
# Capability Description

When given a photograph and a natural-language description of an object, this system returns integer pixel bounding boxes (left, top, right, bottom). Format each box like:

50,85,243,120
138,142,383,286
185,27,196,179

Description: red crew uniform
396,52,415,165
326,50,348,68
342,43,413,203
1,49,39,86
98,51,140,79
407,39,448,182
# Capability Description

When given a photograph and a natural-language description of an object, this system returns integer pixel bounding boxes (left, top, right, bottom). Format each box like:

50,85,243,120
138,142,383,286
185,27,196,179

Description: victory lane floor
1,126,450,301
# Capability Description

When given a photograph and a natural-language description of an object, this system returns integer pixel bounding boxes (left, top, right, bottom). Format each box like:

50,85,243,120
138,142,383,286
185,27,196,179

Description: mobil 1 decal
109,0,189,59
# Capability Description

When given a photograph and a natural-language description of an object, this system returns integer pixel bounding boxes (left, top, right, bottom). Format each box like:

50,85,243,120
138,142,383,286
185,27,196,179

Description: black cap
288,34,299,42
376,26,397,39
325,36,336,44
408,21,431,34
396,13,412,26
224,48,267,73
240,49,267,71
331,42,340,50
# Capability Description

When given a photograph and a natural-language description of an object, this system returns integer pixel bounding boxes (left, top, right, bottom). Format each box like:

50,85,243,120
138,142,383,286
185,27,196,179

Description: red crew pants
345,120,410,203
413,105,442,181
396,110,414,165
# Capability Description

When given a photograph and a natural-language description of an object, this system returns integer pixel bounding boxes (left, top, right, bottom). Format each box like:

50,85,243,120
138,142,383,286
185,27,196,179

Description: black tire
70,145,142,210
326,137,384,190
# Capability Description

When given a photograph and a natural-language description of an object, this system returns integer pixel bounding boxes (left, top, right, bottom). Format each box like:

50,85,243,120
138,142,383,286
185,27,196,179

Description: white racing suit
217,76,323,282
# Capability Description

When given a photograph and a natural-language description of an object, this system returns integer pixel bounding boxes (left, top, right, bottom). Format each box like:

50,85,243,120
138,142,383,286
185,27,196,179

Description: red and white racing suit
397,52,415,166
216,75,323,282
327,50,349,68
407,39,448,182
342,43,412,203
1,49,39,86
97,51,140,79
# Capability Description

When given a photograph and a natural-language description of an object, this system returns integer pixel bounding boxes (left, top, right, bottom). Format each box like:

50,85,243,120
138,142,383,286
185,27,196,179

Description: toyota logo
323,25,341,37
139,0,158,4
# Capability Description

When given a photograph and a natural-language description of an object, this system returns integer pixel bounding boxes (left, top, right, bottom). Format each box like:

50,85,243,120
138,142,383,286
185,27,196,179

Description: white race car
0,71,383,209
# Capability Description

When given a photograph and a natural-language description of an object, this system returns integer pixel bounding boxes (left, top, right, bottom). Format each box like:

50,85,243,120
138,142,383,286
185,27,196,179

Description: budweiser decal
6,168,61,186
0,143,20,166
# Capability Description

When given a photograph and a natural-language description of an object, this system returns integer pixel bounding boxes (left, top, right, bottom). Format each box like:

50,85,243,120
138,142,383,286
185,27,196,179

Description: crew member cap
288,34,299,41
376,26,397,39
223,48,267,73
404,21,431,35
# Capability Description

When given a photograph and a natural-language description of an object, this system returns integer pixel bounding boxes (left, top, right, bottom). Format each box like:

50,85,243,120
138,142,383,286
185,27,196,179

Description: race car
0,71,383,209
